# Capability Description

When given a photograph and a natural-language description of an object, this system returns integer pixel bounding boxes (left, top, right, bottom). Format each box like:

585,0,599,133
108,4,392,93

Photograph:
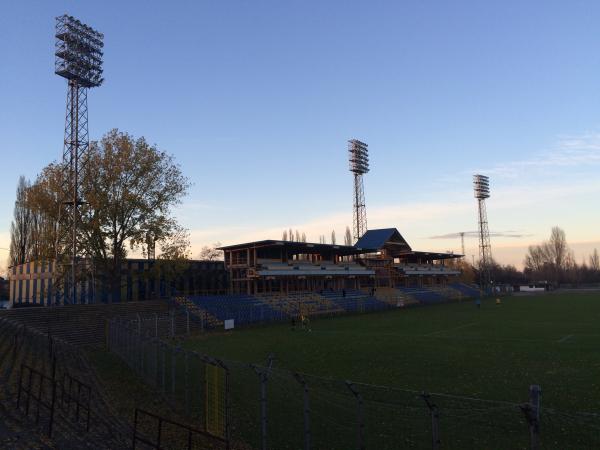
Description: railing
132,408,230,450
61,371,92,431
17,362,57,436
1,316,123,446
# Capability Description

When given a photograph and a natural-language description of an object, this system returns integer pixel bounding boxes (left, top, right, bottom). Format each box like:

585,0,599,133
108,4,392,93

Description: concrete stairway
172,297,222,329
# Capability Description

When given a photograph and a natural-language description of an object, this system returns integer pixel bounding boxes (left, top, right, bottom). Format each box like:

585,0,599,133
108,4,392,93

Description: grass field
180,292,600,449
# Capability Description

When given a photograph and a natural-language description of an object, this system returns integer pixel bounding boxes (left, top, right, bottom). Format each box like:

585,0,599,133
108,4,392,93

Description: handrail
132,407,229,450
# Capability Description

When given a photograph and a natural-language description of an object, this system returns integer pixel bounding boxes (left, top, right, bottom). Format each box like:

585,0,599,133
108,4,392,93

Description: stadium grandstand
162,228,479,330
219,228,462,294
6,228,479,316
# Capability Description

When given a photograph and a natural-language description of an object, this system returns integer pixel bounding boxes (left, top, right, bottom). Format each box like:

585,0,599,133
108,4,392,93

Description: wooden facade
220,229,462,294
220,241,375,294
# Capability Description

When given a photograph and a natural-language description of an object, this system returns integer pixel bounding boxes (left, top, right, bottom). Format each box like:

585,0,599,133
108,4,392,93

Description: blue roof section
355,228,407,250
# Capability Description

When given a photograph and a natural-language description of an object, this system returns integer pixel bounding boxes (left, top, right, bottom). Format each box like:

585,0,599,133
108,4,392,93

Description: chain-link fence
106,317,600,449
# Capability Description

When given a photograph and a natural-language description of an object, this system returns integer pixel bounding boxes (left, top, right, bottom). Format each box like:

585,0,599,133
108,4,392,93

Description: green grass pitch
182,292,600,449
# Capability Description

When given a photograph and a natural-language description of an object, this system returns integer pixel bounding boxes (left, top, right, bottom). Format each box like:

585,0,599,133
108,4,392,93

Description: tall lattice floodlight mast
54,14,104,304
348,139,369,241
473,174,492,293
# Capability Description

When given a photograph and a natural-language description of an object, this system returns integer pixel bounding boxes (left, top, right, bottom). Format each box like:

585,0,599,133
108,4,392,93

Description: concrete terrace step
0,318,130,449
0,301,169,346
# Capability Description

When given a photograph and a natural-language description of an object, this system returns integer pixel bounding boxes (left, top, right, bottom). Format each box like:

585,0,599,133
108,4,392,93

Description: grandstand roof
355,228,460,260
217,240,373,256
401,250,461,261
355,228,412,252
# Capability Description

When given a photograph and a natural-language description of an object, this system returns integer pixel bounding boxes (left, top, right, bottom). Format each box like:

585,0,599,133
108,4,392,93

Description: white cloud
473,132,600,179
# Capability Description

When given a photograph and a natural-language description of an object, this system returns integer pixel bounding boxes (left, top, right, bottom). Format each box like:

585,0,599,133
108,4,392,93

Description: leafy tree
30,129,190,301
27,168,62,261
151,225,192,293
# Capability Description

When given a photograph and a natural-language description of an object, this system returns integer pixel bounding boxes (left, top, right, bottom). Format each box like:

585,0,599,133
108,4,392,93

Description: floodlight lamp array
348,139,369,174
473,174,490,199
55,14,104,88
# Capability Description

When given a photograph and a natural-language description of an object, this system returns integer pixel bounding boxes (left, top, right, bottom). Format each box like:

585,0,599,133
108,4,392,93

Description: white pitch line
424,322,477,336
557,334,574,343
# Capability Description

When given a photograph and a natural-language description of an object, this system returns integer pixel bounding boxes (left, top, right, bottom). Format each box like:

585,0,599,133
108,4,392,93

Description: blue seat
449,283,480,298
187,294,282,325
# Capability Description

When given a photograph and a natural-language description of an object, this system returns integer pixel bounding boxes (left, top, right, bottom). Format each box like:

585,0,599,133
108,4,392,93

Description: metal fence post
521,385,541,450
161,342,166,393
294,373,311,450
171,346,177,395
47,329,53,361
185,350,190,415
155,339,160,387
252,358,273,450
215,358,231,450
140,330,145,374
105,319,110,352
345,381,365,450
48,371,56,438
421,392,441,450
170,310,175,338
125,322,131,365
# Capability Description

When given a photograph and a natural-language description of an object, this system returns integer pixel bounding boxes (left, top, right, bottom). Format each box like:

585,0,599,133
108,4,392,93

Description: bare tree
524,227,571,285
524,244,546,273
331,230,336,245
590,249,599,272
548,226,568,272
282,230,288,241
296,230,301,242
289,228,294,242
198,242,224,261
301,232,306,243
344,226,352,246
9,176,33,267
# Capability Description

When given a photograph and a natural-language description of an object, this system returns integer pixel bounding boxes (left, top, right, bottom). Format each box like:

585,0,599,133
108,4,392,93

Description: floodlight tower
54,14,104,304
348,139,369,241
473,174,493,293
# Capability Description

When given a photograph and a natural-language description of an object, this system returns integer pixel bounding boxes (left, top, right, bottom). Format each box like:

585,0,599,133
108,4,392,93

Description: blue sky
1,0,600,269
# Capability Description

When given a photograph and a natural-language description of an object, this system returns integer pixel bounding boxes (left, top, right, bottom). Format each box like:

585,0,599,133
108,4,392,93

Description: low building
0,276,8,300
8,259,227,306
